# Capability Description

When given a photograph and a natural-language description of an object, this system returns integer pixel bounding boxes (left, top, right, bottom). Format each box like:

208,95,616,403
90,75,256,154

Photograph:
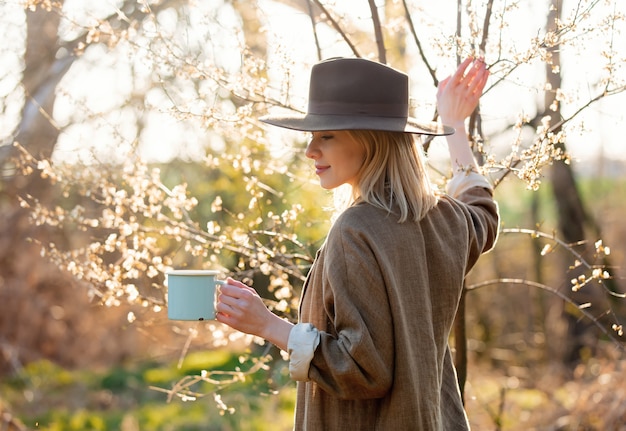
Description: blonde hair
335,130,438,223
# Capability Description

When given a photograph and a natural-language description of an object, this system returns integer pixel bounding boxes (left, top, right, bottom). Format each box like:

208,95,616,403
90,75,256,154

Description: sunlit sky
1,0,625,172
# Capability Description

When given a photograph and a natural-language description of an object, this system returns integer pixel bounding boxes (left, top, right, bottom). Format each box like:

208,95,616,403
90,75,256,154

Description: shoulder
332,202,398,233
324,203,396,251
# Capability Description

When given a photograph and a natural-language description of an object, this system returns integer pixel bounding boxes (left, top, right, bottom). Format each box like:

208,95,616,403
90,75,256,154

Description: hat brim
260,113,454,136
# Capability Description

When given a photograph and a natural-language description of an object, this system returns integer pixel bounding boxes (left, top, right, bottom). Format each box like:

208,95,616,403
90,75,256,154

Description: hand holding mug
215,278,277,339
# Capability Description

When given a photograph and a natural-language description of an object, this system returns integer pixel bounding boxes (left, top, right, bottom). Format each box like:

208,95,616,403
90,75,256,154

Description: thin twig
501,228,625,298
466,278,624,349
311,0,360,57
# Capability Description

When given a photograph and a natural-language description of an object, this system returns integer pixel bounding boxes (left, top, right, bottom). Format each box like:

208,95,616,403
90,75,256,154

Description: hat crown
307,58,409,118
258,57,453,135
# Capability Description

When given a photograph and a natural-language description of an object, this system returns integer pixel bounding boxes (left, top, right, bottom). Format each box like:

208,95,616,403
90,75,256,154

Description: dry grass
465,350,626,430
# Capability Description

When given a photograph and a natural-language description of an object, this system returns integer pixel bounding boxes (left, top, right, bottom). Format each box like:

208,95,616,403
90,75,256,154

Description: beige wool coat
292,178,499,430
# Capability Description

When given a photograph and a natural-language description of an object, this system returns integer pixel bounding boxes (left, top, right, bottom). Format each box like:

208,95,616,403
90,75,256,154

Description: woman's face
305,131,366,190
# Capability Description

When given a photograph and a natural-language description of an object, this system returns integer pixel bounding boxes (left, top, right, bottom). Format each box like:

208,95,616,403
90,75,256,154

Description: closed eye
311,132,334,141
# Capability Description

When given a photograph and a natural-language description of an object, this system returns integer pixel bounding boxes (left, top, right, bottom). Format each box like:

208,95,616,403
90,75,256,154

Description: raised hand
436,58,489,171
436,57,489,128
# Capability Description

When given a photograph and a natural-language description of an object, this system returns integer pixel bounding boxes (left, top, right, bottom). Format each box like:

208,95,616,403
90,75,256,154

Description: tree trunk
16,6,66,160
544,0,609,364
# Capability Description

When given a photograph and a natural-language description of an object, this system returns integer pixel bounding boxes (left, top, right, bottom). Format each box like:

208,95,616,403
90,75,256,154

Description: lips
315,164,330,175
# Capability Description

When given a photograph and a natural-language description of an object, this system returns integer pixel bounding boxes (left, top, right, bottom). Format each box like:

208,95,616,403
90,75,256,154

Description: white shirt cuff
447,171,492,198
287,323,321,381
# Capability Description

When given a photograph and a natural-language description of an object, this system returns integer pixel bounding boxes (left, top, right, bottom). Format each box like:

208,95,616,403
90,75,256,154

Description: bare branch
401,0,438,86
367,0,386,63
469,0,494,155
466,278,624,350
311,0,361,58
501,228,624,299
306,0,323,61
478,0,494,55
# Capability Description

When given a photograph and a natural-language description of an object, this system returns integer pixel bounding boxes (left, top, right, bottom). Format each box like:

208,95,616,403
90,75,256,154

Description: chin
319,181,338,190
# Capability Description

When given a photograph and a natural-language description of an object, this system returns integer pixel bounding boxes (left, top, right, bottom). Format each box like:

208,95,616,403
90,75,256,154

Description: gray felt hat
260,57,454,136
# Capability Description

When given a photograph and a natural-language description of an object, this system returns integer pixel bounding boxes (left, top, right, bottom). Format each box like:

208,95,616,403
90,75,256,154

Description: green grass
2,352,296,431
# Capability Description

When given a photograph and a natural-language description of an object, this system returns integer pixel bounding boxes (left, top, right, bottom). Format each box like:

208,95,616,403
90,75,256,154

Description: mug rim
166,269,220,276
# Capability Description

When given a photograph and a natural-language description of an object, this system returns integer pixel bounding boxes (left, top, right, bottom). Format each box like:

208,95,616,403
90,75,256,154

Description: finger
215,311,238,326
453,57,474,83
459,60,486,92
466,68,486,93
467,66,489,95
226,277,246,288
460,59,483,85
217,290,239,307
218,283,242,298
471,59,488,77
225,277,258,295
220,279,253,297
215,296,244,318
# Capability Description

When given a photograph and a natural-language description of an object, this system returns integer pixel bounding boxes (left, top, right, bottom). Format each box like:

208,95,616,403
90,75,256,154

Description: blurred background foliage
0,0,625,430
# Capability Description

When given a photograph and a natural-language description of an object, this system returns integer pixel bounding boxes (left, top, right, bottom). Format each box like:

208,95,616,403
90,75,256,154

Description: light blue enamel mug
166,270,225,321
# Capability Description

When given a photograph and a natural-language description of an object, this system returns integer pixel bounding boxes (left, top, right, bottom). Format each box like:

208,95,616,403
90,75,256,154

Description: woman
215,56,498,430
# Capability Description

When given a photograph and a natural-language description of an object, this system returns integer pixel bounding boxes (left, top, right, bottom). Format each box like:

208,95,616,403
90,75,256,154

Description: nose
305,138,319,159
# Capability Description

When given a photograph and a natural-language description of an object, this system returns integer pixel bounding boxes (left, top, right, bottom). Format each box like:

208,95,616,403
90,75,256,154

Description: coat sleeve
304,215,395,400
447,171,500,272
